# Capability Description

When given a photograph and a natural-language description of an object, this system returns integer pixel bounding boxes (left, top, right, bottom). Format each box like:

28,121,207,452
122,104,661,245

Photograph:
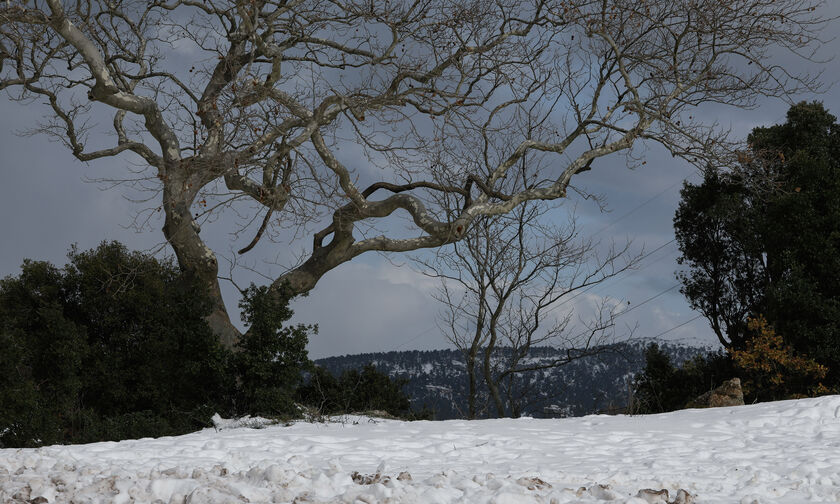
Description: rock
635,488,695,504
397,471,412,481
516,476,552,490
636,488,669,503
673,489,695,504
12,485,31,502
588,484,619,500
687,378,744,408
184,486,249,503
351,471,382,485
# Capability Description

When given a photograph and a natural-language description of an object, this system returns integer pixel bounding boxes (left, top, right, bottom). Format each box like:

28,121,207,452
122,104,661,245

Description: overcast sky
2,5,839,360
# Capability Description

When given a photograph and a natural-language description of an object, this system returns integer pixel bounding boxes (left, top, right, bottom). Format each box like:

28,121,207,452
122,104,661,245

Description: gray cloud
2,4,839,357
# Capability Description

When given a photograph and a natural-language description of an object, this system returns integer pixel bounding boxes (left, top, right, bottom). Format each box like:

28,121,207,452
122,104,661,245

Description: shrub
62,243,230,437
298,363,425,419
1,260,91,446
229,284,314,418
0,242,315,446
632,344,735,414
732,316,830,400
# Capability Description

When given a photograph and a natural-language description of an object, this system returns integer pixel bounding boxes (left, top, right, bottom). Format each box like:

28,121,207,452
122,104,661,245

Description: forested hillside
315,341,709,419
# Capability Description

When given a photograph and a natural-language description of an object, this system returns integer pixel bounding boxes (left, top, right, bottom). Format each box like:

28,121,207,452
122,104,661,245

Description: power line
391,241,681,352
614,283,680,319
543,238,676,316
389,172,695,352
392,280,694,353
566,298,700,344
392,325,439,352
591,172,696,237
649,314,704,340
550,170,695,312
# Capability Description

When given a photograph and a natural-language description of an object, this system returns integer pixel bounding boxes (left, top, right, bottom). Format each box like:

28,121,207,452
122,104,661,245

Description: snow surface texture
2,396,840,503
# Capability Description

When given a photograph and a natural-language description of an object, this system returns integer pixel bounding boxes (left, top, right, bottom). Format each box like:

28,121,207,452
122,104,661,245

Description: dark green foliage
674,168,765,350
632,344,736,414
747,103,840,388
674,101,840,393
64,244,230,428
230,284,314,417
298,363,422,419
0,242,316,447
339,364,412,416
0,260,87,446
297,366,343,413
0,243,229,447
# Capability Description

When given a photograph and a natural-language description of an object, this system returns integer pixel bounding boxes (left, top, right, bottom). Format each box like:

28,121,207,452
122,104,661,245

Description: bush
633,332,833,415
0,242,317,447
64,244,230,433
298,363,426,419
632,344,735,414
732,316,830,400
0,260,87,446
0,243,231,446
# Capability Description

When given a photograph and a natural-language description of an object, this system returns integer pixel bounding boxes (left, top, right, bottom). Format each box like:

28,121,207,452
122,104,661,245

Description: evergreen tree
0,260,87,446
674,102,840,395
231,284,314,417
63,243,229,435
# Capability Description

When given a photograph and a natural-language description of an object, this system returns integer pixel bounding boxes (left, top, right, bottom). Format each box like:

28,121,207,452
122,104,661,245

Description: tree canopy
674,101,840,391
0,0,828,346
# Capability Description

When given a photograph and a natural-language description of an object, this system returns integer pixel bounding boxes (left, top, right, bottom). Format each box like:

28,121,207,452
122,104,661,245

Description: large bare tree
0,0,827,346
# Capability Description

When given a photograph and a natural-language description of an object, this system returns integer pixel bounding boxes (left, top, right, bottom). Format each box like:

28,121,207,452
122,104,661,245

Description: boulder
686,378,744,408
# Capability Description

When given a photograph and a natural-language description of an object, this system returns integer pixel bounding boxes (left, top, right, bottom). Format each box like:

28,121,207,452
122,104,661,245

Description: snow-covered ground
2,396,840,503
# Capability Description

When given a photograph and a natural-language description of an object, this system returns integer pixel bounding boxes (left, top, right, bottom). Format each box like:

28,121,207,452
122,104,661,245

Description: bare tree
0,0,828,346
420,201,640,418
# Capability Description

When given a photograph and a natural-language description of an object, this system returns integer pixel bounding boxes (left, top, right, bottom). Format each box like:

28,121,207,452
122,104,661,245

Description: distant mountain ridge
314,340,713,419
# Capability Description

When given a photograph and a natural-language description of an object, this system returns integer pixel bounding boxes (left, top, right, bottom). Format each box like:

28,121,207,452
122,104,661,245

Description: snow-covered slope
2,396,839,503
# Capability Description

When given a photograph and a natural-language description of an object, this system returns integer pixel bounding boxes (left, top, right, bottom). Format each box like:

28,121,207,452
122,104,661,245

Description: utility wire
614,283,680,319
390,172,696,352
551,170,696,314
649,314,704,340
591,172,696,237
565,294,698,343
391,240,681,352
392,325,438,351
543,238,676,316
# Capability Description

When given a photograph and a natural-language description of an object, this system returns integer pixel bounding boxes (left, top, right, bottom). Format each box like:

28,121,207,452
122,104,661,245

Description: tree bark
484,322,506,418
467,345,478,420
161,171,239,349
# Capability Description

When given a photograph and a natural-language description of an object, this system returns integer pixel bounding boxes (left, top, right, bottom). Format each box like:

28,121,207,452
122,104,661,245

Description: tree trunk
467,348,478,419
162,174,240,349
483,325,505,417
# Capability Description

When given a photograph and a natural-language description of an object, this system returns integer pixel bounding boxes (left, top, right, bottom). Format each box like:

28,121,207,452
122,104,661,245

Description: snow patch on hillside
2,396,840,503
